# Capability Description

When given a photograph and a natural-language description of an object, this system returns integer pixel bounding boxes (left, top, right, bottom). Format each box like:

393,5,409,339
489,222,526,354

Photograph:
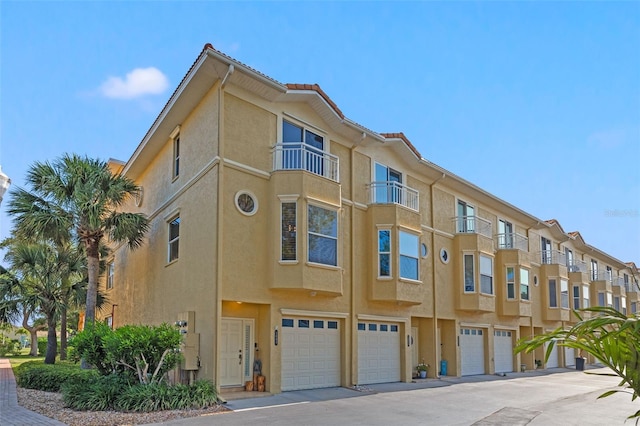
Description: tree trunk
60,306,67,360
84,243,100,325
44,314,57,364
22,307,45,357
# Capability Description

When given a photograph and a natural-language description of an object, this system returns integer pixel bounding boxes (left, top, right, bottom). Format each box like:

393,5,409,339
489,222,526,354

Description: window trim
463,253,475,293
106,261,114,290
479,255,493,295
235,190,258,216
549,279,558,308
377,228,391,278
520,268,530,301
560,278,569,309
399,230,419,281
280,201,297,262
171,128,181,180
506,266,516,300
168,214,180,264
307,203,338,267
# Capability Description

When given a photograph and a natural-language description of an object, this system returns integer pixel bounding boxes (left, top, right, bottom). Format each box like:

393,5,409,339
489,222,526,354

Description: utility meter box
182,333,200,370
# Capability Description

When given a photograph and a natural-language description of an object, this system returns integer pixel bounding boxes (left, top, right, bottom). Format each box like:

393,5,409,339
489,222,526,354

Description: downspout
350,132,366,386
430,173,445,378
215,63,234,394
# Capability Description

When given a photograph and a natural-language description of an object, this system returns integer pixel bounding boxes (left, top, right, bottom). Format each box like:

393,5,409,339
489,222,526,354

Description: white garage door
545,341,559,368
564,346,576,367
281,317,340,391
358,322,401,384
493,330,514,373
460,328,485,376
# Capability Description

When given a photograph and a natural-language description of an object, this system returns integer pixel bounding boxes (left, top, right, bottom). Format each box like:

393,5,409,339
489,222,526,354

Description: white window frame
171,127,181,180
520,268,530,301
479,255,493,295
506,266,515,300
549,279,558,308
591,259,598,281
464,254,475,293
573,285,580,310
399,231,419,281
280,200,297,262
168,215,180,263
107,261,114,290
560,279,569,309
378,228,391,278
582,284,590,308
307,204,338,267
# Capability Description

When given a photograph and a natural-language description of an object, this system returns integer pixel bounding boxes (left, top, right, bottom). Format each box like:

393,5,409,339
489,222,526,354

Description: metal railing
273,144,339,182
368,181,419,212
567,259,588,273
453,215,492,238
495,232,528,251
539,249,568,266
625,282,639,293
590,271,613,282
612,276,626,287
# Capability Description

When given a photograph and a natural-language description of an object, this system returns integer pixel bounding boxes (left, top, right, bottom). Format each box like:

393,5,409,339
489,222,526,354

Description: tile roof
380,132,422,159
286,83,345,120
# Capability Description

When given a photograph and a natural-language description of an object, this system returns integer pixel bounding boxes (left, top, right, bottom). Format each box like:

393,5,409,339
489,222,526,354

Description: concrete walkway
0,358,65,426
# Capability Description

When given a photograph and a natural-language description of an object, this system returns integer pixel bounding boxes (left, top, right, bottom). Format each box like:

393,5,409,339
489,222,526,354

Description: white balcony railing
273,144,339,182
567,259,588,273
453,215,492,238
368,181,419,212
590,271,613,282
625,282,639,293
540,249,568,266
612,276,626,287
495,232,528,251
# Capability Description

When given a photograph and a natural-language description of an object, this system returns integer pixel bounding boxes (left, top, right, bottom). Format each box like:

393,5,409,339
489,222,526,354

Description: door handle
239,350,242,365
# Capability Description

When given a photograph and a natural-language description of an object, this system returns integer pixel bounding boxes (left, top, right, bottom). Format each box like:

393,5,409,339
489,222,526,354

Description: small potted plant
417,360,429,378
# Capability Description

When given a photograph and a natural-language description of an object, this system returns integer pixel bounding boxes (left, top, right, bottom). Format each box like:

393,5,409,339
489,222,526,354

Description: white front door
220,318,253,387
460,327,485,376
564,346,576,367
357,322,401,384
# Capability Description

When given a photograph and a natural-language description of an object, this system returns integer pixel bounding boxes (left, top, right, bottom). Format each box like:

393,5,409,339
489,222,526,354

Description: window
173,133,180,179
560,279,569,309
549,279,557,307
506,267,515,299
105,316,113,329
591,259,598,281
168,216,180,262
541,237,552,264
457,200,475,233
597,292,605,307
565,248,574,270
480,255,493,294
582,285,590,308
399,231,419,280
614,296,620,312
520,268,530,300
236,191,258,216
573,286,580,310
374,163,402,204
607,292,613,307
606,266,613,282
464,254,475,292
281,202,297,261
631,302,637,314
498,219,513,249
282,120,324,175
308,205,337,266
378,229,391,277
107,261,114,290
622,297,627,315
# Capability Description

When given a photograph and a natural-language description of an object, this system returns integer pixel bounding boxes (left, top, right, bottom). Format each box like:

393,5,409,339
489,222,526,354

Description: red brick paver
0,358,65,425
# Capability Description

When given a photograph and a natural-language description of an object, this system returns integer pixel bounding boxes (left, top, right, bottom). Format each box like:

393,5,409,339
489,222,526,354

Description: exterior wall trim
224,158,271,179
460,322,491,328
280,309,349,319
357,314,409,323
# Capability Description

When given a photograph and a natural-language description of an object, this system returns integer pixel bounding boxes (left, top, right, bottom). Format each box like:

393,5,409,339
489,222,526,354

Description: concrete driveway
146,368,638,425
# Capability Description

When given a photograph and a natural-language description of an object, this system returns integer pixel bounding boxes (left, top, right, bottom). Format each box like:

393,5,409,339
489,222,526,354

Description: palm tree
6,154,148,329
515,306,640,420
2,238,85,363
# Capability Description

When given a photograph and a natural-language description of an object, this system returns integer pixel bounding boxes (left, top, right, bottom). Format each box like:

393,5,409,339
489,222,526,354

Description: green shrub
68,322,114,375
0,339,20,356
62,377,217,412
15,361,99,392
62,374,132,411
37,338,47,357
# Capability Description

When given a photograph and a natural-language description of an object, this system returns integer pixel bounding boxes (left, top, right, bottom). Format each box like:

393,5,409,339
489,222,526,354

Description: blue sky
1,1,639,264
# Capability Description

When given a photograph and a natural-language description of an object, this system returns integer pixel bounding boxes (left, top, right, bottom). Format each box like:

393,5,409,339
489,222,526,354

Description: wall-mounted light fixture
274,326,279,346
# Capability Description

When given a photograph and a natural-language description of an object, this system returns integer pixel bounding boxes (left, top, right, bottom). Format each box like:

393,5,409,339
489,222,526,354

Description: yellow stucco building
103,44,640,394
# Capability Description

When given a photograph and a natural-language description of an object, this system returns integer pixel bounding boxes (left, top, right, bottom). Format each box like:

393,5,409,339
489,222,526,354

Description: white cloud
100,67,169,99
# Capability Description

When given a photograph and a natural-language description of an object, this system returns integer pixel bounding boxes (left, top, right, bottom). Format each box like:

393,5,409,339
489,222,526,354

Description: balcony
273,144,339,182
495,233,528,251
612,276,625,287
567,259,588,273
454,216,492,238
590,271,612,283
368,181,419,212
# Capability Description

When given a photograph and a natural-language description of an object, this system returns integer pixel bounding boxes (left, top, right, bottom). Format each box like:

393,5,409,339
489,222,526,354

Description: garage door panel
357,322,401,385
461,328,485,376
281,318,340,391
494,330,514,373
545,342,559,368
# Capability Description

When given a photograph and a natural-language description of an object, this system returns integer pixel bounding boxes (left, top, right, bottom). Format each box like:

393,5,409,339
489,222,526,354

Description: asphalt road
146,368,638,426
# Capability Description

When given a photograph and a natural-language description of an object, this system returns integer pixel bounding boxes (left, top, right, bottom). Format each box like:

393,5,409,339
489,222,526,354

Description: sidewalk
0,358,66,426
